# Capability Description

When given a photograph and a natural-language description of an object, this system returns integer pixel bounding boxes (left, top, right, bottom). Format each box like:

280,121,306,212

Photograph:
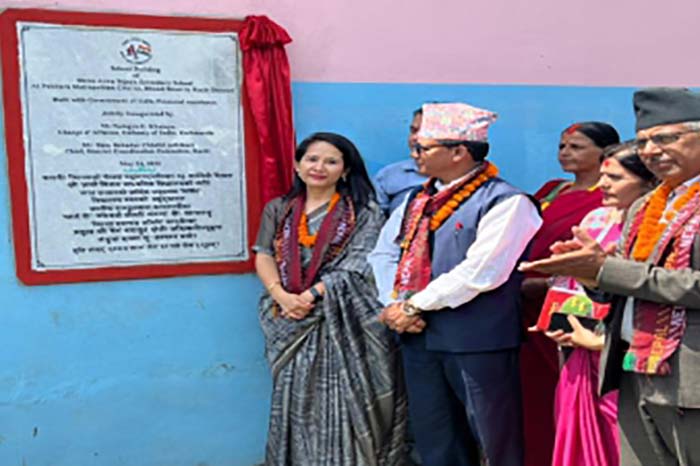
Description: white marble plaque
17,22,248,270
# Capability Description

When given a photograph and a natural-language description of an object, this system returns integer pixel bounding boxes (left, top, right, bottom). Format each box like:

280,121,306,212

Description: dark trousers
619,372,700,466
401,341,524,466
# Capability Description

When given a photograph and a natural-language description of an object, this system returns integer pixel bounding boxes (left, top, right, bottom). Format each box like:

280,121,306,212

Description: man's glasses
632,129,700,150
412,142,462,155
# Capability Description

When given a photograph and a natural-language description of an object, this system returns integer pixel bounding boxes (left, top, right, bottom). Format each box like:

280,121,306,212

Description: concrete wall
1,1,699,465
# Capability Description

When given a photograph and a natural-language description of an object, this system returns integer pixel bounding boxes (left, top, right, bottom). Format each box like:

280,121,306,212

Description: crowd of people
252,87,700,466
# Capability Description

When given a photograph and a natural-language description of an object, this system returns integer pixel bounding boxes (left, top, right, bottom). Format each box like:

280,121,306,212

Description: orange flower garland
298,192,341,248
631,182,700,261
429,162,499,231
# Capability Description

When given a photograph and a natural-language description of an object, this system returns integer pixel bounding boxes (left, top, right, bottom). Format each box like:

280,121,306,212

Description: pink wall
2,0,700,86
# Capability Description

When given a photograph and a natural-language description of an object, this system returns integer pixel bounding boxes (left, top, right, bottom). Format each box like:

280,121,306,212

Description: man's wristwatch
403,301,422,316
309,286,322,303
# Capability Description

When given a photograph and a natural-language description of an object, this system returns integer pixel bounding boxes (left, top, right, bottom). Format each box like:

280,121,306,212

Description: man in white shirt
369,102,541,466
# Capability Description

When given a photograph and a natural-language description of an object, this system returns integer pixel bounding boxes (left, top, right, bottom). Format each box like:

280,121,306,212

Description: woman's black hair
562,121,620,149
285,132,376,208
601,141,657,184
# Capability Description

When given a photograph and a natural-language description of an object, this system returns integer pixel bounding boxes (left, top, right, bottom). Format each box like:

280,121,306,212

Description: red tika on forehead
564,123,582,135
602,158,613,168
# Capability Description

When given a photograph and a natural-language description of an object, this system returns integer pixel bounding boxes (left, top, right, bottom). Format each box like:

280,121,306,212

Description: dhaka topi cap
634,87,700,131
417,102,497,142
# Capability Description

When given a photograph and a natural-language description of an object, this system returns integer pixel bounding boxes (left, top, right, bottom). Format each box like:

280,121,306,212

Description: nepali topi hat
417,102,497,142
634,87,700,131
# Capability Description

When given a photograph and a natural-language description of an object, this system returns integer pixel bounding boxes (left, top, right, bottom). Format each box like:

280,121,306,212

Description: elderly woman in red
520,121,620,466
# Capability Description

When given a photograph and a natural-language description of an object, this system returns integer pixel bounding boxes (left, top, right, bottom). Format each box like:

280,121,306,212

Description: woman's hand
566,315,604,350
545,315,604,351
272,289,314,320
299,289,316,306
544,329,572,346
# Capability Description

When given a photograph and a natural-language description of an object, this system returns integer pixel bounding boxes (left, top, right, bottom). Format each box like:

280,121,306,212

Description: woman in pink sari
545,142,657,466
521,122,620,466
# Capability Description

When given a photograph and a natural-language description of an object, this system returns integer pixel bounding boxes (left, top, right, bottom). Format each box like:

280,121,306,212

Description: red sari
521,179,603,466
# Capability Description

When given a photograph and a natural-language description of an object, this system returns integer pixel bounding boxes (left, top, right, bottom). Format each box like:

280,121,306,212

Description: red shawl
621,192,700,375
528,180,603,263
273,194,356,293
393,163,490,300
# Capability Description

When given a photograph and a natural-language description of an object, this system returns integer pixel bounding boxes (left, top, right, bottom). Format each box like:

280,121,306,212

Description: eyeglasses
633,129,700,150
412,142,461,155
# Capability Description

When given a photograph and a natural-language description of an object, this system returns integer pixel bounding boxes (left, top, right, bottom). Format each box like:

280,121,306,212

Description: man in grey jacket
520,87,700,466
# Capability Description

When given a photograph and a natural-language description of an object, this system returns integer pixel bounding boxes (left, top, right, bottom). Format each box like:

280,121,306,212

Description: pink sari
553,350,619,466
551,207,621,466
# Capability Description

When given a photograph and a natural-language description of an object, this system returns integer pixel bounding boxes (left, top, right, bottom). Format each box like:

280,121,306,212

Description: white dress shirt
620,174,700,342
368,178,542,310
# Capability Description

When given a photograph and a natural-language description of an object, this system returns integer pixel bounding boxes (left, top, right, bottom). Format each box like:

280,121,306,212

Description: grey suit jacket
597,196,700,408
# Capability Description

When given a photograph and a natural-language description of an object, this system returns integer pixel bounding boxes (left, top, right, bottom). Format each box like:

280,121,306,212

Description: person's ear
452,145,469,163
450,146,469,163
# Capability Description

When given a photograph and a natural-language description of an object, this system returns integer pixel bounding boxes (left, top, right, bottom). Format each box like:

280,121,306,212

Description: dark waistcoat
402,177,532,353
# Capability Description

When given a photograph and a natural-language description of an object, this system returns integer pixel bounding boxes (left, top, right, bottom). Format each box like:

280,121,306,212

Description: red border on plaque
0,8,262,285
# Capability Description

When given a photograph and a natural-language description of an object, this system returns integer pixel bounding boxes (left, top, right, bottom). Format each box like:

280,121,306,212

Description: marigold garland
631,182,700,261
298,192,341,248
429,162,499,231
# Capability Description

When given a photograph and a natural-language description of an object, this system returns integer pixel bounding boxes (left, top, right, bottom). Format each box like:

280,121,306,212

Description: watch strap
309,286,322,302
403,301,422,316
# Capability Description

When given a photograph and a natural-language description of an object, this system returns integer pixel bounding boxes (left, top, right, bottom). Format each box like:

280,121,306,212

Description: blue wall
1,83,639,465
293,83,638,192
0,109,270,463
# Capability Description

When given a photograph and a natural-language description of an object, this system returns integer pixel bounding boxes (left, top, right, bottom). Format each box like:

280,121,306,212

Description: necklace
429,162,499,231
298,192,341,248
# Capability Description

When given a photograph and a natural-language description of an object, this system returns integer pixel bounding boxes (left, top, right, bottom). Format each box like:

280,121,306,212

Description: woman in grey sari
254,132,408,466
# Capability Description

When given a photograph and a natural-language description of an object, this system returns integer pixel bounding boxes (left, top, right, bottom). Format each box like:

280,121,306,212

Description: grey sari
255,198,408,466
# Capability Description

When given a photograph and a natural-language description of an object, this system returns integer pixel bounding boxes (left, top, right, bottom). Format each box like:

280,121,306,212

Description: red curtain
240,15,295,205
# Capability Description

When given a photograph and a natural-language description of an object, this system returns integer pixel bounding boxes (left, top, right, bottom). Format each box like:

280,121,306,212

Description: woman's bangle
267,281,281,293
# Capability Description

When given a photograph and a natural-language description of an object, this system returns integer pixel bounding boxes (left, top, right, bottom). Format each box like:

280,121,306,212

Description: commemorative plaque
1,10,260,284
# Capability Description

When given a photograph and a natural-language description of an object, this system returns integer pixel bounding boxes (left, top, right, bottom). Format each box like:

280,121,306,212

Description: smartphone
547,312,599,333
